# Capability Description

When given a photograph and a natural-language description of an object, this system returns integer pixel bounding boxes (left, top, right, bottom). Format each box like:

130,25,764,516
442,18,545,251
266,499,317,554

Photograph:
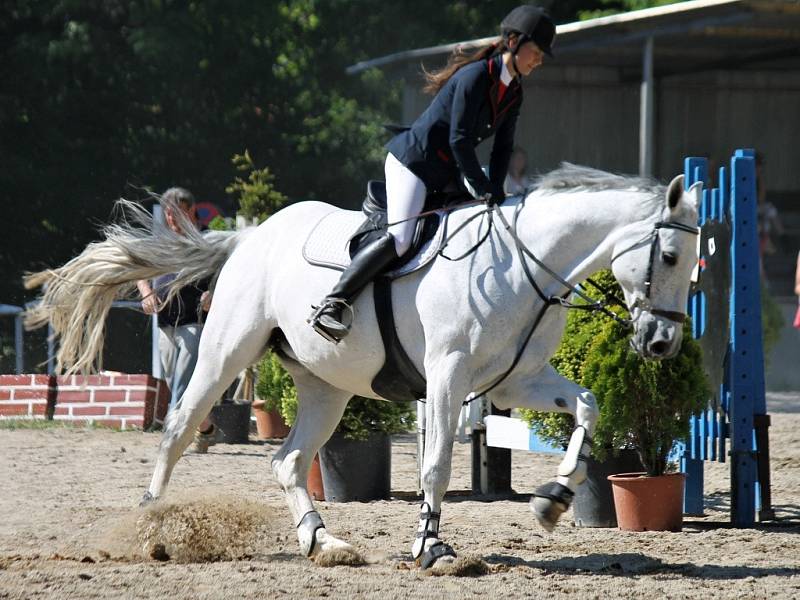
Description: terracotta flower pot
307,453,325,501
608,471,686,532
252,401,290,440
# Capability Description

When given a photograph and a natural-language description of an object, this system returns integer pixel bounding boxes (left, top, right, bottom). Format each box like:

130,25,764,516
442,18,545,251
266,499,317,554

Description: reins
363,191,698,406
458,197,697,405
462,198,633,404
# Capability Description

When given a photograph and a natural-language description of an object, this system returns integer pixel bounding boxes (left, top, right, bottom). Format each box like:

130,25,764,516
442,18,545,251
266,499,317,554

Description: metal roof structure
347,0,800,79
347,0,800,177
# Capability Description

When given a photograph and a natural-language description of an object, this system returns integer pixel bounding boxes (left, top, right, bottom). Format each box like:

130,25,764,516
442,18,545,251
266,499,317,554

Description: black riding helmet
501,5,556,67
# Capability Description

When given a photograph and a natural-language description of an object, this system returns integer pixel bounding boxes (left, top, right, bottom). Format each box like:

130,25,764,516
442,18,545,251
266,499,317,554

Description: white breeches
385,152,427,256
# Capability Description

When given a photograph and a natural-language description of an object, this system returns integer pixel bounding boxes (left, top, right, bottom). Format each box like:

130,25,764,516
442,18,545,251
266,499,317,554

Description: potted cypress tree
253,353,292,440
521,270,709,530
585,314,708,531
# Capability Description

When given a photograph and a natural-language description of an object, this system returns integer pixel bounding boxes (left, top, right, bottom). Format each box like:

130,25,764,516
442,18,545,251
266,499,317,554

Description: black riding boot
309,232,398,342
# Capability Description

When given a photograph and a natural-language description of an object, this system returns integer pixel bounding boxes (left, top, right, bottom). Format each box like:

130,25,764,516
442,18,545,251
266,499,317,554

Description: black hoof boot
418,540,457,570
531,482,574,532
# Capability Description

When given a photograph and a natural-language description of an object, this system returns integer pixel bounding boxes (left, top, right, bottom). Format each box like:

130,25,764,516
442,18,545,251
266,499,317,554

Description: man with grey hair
137,187,216,452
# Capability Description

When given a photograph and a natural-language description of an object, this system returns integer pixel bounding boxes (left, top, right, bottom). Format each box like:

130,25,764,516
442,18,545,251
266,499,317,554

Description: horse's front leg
411,351,471,569
492,365,599,532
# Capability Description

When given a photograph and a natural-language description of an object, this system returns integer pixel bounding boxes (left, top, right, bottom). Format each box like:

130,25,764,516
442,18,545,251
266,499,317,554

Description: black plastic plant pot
210,400,252,444
319,430,391,502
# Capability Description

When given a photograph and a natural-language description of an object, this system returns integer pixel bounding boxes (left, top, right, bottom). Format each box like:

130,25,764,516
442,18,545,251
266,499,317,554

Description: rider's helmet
501,5,556,58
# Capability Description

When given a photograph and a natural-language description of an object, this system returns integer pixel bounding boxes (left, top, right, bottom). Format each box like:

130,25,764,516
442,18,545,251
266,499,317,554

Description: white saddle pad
302,209,446,279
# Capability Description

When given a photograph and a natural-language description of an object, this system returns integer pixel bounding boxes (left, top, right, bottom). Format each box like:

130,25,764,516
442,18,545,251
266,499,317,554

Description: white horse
25,164,701,568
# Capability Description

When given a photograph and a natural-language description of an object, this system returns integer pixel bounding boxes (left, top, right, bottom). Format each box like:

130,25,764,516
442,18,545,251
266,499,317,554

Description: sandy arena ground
1,393,799,599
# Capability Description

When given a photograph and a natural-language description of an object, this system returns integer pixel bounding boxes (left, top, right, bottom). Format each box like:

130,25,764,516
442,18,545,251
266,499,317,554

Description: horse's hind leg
142,309,272,503
270,358,352,558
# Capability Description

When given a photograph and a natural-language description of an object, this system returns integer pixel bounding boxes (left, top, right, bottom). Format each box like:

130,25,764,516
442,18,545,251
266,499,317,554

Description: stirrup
307,298,354,344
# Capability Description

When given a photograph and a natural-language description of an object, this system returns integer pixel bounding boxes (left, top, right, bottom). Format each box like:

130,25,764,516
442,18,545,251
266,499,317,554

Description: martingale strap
464,207,698,405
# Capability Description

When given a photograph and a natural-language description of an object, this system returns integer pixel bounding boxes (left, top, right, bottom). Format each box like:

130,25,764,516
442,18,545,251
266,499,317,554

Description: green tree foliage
256,351,298,417
2,0,680,308
522,270,709,476
577,0,686,20
226,150,288,223
521,270,619,448
582,315,708,476
760,282,784,364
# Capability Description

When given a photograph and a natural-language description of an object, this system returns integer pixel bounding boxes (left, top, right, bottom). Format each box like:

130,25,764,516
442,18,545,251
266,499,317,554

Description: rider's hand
200,291,212,312
483,183,506,207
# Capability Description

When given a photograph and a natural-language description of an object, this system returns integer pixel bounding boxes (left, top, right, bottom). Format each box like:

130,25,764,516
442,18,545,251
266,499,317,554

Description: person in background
504,146,533,196
755,152,783,283
794,251,800,329
137,187,216,453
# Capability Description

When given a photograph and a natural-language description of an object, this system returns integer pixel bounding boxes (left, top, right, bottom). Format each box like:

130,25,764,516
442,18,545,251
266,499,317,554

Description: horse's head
611,175,703,359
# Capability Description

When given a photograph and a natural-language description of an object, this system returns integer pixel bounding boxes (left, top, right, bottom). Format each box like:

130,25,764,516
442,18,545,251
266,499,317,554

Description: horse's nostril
650,340,669,356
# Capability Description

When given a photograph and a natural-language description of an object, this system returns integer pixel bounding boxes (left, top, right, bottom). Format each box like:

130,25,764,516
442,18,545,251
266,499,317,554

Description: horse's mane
536,163,665,197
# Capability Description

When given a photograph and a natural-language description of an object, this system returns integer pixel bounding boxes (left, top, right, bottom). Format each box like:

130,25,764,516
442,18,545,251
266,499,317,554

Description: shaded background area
4,1,798,384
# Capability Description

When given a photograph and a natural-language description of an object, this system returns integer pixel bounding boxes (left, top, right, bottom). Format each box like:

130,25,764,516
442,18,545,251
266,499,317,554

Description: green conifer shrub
521,270,709,476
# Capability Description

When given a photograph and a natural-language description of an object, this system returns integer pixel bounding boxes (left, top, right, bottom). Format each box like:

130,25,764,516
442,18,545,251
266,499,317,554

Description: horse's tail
23,199,252,375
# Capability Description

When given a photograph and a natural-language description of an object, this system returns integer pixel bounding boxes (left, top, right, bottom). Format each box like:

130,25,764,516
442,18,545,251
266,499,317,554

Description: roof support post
639,36,655,177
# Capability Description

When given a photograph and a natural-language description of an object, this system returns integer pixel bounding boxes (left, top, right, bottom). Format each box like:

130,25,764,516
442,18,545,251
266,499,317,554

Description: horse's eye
662,252,678,266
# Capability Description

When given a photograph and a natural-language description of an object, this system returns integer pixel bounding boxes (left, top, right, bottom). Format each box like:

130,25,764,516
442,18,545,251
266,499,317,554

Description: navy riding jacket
386,54,522,200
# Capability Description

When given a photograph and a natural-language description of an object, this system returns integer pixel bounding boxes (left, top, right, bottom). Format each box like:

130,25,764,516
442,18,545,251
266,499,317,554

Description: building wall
401,64,800,192
0,374,169,429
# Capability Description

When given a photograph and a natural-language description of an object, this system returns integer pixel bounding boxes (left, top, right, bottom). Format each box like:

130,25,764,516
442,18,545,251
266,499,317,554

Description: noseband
611,220,700,323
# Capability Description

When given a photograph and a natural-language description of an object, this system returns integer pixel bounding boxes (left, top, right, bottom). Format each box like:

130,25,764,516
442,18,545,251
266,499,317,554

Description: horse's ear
686,181,703,211
666,175,684,210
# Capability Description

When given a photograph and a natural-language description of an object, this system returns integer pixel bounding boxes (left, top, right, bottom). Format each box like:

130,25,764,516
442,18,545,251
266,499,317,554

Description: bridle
463,198,699,404
610,220,700,324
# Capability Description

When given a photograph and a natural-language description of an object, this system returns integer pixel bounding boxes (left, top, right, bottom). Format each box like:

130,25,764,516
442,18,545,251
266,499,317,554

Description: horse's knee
272,449,304,492
576,391,599,434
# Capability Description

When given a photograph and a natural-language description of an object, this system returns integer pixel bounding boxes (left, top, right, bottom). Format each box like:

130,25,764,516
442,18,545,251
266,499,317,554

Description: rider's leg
386,152,427,256
309,152,426,342
309,232,398,341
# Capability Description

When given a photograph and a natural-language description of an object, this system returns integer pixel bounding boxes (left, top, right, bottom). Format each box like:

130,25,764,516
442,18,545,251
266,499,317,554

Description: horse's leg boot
309,232,397,341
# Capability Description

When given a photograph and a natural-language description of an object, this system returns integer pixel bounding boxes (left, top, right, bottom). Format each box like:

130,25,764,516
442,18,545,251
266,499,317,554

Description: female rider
310,5,556,342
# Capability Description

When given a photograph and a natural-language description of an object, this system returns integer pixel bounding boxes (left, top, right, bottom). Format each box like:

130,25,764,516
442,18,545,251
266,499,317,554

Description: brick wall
0,374,169,430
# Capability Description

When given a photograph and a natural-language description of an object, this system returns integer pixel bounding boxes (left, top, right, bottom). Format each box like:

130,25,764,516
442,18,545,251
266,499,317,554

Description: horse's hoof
530,495,567,532
139,491,157,507
417,541,457,570
530,481,574,532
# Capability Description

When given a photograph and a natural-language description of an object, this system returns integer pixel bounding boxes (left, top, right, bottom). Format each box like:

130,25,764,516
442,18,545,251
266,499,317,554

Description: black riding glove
483,182,506,207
